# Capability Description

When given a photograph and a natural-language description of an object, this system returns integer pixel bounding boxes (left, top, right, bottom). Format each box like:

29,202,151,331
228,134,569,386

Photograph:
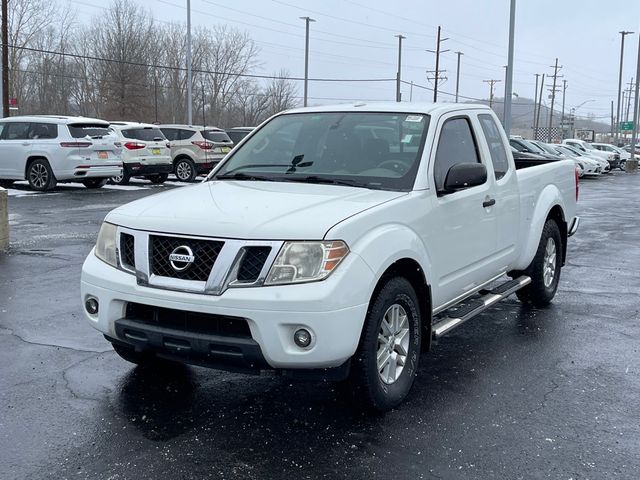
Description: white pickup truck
81,103,579,412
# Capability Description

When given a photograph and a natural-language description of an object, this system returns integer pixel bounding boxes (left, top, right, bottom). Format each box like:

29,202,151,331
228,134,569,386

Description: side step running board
431,275,531,339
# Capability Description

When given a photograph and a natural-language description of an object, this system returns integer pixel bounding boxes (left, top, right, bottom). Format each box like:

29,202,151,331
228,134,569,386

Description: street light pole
395,34,405,102
616,31,634,143
186,0,193,124
1,0,8,117
301,16,316,107
455,51,463,103
628,32,640,172
503,0,516,136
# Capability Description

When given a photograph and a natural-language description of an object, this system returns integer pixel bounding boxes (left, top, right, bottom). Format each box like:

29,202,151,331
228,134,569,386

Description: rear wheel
515,219,562,307
146,173,169,184
82,178,108,189
619,160,626,171
174,158,197,182
110,170,130,185
27,159,57,191
348,276,422,413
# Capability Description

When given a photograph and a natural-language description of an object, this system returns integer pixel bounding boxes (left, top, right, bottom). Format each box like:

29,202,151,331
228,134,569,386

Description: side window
29,123,58,140
180,129,196,140
161,128,177,141
479,114,509,180
0,122,6,138
433,117,480,191
4,122,30,140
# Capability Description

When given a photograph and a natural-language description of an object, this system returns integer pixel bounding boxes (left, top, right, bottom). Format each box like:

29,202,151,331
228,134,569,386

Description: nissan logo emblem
169,245,195,272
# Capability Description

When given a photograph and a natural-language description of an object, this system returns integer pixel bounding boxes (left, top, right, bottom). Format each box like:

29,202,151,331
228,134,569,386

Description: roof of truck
283,102,493,116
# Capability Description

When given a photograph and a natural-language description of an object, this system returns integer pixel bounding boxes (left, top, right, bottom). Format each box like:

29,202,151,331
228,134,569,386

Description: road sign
621,121,634,131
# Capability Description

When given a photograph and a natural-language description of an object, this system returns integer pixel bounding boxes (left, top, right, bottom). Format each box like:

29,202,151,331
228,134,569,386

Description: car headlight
95,222,118,267
265,241,349,285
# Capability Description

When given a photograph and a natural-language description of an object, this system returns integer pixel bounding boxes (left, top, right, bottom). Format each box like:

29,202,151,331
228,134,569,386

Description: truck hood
106,180,406,239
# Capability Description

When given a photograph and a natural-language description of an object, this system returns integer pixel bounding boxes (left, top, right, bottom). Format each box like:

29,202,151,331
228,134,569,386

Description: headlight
95,222,118,267
265,241,349,285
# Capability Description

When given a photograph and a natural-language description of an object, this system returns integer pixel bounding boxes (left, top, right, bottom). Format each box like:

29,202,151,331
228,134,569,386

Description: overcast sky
74,0,640,122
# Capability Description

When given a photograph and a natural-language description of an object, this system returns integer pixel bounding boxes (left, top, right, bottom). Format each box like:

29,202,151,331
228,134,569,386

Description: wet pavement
1,174,639,479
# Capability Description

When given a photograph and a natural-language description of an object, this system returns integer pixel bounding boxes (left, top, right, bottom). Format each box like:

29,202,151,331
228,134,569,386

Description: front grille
150,235,223,281
125,302,252,338
237,247,271,282
120,233,135,270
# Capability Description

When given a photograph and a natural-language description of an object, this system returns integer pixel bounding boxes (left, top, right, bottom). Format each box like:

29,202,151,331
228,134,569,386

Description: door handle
482,198,496,208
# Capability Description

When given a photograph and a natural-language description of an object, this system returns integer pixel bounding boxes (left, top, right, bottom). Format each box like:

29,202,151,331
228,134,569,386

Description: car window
68,124,110,138
478,114,508,180
121,127,166,141
179,129,195,140
202,130,232,143
160,128,178,141
29,122,58,139
433,117,480,191
226,130,250,144
3,122,30,140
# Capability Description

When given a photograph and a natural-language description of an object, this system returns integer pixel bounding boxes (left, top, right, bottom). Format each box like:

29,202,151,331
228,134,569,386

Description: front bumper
81,251,373,370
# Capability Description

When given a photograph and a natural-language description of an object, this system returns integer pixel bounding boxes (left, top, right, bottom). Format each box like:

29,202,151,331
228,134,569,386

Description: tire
27,159,57,191
110,170,130,185
174,157,197,182
112,343,175,367
82,178,108,189
348,276,422,413
146,173,169,184
515,219,563,308
0,179,14,188
619,160,626,171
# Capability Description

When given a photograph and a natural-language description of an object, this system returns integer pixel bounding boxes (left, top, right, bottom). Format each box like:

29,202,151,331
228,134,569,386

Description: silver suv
0,115,122,191
159,125,233,182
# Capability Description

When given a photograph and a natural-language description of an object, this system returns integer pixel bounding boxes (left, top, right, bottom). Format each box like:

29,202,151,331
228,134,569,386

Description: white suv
108,122,172,185
159,125,233,182
0,115,122,191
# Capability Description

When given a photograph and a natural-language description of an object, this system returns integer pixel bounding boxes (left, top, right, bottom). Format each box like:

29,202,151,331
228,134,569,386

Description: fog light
293,328,312,348
85,297,99,315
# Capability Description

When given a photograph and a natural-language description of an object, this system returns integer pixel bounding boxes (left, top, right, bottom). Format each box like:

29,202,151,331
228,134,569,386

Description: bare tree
264,69,299,116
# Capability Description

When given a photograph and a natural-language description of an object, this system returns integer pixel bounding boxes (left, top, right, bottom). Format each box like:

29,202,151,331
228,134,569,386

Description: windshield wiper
295,176,362,188
215,172,277,182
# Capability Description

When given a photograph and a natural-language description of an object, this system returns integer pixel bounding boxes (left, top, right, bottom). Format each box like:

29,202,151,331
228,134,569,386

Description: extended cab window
433,117,480,191
29,123,58,139
3,122,30,140
479,114,508,180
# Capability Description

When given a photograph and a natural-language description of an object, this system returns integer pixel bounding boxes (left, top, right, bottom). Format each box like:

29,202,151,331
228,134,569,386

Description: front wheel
174,158,197,182
82,178,108,189
619,160,626,171
515,219,562,307
348,276,422,413
110,170,130,185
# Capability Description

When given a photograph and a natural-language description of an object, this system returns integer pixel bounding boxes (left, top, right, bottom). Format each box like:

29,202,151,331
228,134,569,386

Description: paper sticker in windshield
405,115,423,122
401,134,413,144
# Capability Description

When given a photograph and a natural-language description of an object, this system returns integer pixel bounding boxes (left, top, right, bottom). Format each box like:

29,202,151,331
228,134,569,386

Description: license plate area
151,148,161,155
98,151,108,159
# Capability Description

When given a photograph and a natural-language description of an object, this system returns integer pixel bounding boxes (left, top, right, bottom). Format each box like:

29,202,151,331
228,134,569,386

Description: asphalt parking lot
1,173,639,479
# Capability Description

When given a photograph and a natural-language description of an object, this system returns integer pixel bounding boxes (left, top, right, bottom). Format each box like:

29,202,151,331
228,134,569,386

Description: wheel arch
24,155,52,180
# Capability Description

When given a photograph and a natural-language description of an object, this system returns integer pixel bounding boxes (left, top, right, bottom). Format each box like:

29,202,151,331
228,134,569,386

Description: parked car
159,125,233,182
225,127,254,144
107,122,172,185
561,143,609,173
510,146,558,169
81,102,579,412
592,142,629,170
563,138,619,170
509,138,562,161
550,145,600,176
0,115,122,191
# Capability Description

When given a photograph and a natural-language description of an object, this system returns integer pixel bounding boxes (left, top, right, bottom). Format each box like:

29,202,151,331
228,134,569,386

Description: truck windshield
212,112,430,191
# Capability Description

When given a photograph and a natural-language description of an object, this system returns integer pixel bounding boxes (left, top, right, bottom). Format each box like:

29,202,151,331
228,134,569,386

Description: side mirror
441,163,487,194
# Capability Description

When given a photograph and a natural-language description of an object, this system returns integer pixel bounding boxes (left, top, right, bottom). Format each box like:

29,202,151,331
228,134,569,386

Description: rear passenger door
0,122,32,179
426,114,499,306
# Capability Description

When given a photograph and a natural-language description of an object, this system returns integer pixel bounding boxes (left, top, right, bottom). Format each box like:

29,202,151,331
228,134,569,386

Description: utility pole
503,0,516,136
611,100,615,138
201,81,206,127
625,77,635,124
547,58,562,142
561,79,567,140
1,0,8,117
533,74,540,131
454,51,463,103
616,31,634,142
186,0,193,124
427,26,449,102
483,79,501,109
395,34,405,102
410,81,414,102
300,16,315,107
154,73,158,123
628,32,640,172
535,73,545,139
